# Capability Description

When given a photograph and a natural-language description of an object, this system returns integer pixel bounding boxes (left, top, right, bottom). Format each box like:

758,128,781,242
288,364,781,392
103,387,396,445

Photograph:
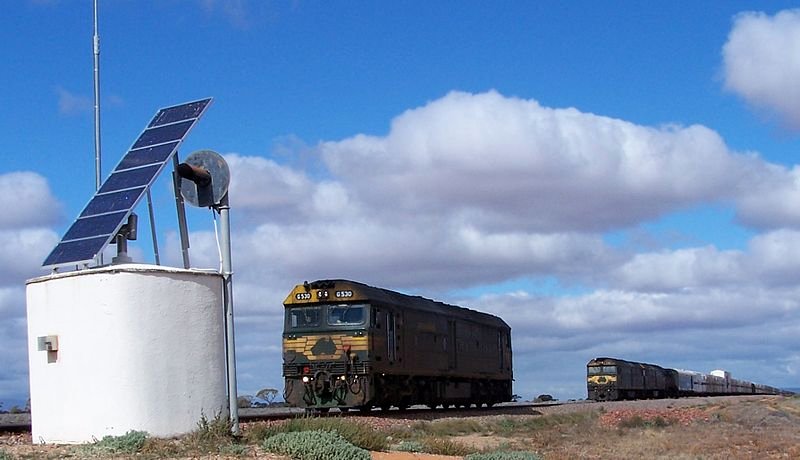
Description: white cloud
322,91,749,232
0,172,62,229
225,154,315,221
55,86,91,116
735,164,800,229
746,229,800,285
612,246,745,292
723,9,800,129
0,229,60,283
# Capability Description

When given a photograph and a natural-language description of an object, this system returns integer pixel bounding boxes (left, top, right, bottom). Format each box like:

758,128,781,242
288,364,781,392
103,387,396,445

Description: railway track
0,401,564,433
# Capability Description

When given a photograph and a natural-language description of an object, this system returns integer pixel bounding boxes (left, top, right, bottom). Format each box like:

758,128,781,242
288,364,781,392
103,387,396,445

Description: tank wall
26,265,227,444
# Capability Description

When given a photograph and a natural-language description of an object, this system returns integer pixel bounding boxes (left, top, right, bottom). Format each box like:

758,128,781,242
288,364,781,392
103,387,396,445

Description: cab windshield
327,304,366,326
288,307,320,328
286,304,368,329
588,366,617,375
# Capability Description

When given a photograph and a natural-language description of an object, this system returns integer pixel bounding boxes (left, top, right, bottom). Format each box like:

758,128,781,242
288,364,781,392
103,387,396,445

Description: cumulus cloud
735,164,800,229
612,246,745,292
0,172,62,405
226,154,316,220
322,91,751,232
723,9,800,129
0,172,62,229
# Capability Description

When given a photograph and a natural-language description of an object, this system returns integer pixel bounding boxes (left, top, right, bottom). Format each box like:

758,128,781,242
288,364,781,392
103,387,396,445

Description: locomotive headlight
339,375,346,381
302,376,310,383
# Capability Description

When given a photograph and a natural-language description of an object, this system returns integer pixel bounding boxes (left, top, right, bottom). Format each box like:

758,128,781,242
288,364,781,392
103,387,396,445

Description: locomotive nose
311,337,337,355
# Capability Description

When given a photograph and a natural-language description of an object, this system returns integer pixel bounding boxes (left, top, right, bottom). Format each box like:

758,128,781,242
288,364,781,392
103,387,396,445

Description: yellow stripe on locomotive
587,375,617,385
283,334,368,361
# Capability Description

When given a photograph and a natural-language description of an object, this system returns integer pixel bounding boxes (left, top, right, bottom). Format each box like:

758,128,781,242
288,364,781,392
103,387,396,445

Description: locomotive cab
283,294,374,411
587,360,618,401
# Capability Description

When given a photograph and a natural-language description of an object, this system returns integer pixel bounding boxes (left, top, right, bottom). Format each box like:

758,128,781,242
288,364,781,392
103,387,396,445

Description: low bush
262,429,370,460
78,430,148,456
0,448,10,460
250,416,387,451
394,440,425,452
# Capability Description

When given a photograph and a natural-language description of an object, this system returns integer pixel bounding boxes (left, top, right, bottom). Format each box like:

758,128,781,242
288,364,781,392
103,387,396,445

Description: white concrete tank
26,264,228,444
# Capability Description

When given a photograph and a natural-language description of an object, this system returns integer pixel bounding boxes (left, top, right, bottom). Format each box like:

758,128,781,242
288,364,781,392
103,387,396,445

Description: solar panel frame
42,97,213,268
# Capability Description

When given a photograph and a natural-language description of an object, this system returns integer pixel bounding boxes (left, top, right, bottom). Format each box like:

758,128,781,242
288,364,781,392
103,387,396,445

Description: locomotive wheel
355,405,372,412
380,404,391,411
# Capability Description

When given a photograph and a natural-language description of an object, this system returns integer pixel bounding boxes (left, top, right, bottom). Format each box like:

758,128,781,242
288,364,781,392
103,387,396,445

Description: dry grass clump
123,412,250,458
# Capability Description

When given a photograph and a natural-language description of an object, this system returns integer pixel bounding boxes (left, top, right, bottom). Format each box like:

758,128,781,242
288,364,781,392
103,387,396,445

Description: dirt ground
2,395,798,459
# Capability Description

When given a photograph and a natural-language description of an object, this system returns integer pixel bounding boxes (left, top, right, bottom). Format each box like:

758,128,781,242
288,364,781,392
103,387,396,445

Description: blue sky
3,1,800,407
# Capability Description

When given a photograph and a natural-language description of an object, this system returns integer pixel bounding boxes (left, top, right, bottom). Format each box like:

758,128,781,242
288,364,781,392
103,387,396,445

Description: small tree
256,388,279,406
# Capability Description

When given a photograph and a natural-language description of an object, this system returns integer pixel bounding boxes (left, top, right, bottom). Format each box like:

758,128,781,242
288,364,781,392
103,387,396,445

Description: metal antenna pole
217,194,239,435
93,0,103,266
93,0,101,190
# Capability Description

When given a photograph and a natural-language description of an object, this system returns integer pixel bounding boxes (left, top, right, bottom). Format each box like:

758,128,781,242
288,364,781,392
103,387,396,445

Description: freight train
587,357,786,401
282,279,513,412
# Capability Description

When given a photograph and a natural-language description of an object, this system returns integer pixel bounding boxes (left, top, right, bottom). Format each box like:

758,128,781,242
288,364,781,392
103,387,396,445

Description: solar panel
42,98,213,268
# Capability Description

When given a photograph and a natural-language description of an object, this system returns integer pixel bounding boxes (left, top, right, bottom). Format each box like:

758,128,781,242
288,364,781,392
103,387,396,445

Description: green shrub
0,448,11,460
262,430,370,460
394,440,425,452
78,430,148,455
466,451,542,460
253,416,386,451
218,443,248,455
